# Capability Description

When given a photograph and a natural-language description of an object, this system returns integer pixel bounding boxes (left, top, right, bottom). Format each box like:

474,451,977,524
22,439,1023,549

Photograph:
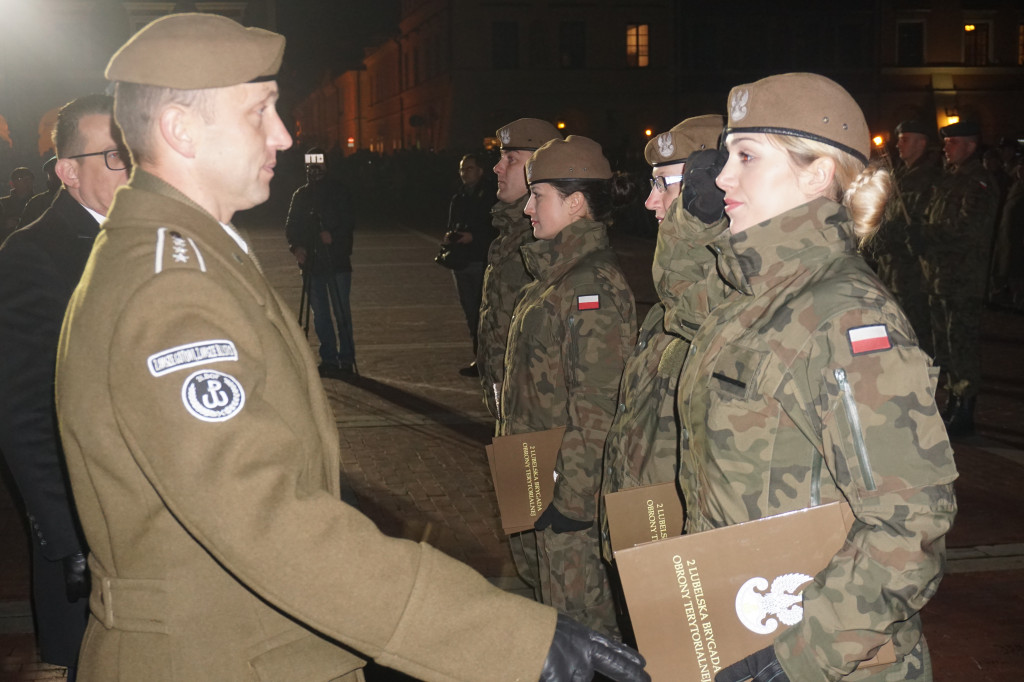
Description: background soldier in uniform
478,118,561,418
54,13,647,682
920,120,1001,437
867,120,940,355
477,118,561,601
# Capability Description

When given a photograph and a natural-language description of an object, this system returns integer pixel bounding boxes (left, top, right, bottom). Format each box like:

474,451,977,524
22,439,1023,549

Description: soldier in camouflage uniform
918,121,1001,437
478,119,561,602
670,74,957,682
865,120,940,356
499,136,636,637
478,118,562,418
597,115,724,563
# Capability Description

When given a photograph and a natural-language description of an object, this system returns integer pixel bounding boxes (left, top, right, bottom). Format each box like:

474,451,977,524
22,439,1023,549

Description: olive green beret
526,135,612,184
496,118,562,152
940,120,981,138
725,72,870,164
106,13,285,89
644,114,724,167
894,120,931,137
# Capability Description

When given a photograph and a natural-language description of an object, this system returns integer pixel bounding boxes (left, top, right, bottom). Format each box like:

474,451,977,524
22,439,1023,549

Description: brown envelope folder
604,481,685,554
486,427,565,534
614,502,896,681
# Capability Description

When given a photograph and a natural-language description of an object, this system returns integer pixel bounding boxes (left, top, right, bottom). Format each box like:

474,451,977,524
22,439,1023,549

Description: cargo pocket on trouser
248,630,366,682
536,523,619,639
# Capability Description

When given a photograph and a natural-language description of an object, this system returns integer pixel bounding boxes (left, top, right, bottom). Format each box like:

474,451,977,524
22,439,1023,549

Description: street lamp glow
644,128,653,137
964,24,976,32
556,121,566,130
872,135,884,147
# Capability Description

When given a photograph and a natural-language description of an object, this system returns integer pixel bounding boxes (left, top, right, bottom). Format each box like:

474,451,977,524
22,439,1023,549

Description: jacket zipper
833,368,877,491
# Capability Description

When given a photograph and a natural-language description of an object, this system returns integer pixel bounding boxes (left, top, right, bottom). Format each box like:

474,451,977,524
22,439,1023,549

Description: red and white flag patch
577,294,600,311
847,324,892,355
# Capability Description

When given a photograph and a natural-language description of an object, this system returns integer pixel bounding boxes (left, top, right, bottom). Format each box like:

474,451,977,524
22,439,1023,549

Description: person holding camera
439,153,496,376
286,147,356,379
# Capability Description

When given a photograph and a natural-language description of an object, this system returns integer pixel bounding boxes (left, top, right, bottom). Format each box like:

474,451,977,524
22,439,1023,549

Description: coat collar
520,217,607,281
716,196,855,297
491,194,530,235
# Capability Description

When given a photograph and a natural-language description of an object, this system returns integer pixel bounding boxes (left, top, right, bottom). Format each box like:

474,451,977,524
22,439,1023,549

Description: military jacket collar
107,170,251,264
491,194,530,236
520,218,608,282
716,197,855,297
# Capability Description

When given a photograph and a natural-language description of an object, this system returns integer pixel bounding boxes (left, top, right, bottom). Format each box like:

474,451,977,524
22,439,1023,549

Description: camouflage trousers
514,525,620,638
509,530,540,601
929,295,982,398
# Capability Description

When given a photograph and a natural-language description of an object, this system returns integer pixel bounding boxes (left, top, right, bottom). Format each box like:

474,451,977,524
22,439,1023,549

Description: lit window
964,21,989,65
626,24,649,68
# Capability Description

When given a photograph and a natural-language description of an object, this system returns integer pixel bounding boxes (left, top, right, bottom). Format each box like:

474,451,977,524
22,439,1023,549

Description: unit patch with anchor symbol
181,370,245,422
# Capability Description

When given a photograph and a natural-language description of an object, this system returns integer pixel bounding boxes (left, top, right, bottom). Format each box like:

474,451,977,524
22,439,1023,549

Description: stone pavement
2,208,1023,681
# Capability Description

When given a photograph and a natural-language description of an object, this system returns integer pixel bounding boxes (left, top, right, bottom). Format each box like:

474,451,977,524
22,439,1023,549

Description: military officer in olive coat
54,13,648,682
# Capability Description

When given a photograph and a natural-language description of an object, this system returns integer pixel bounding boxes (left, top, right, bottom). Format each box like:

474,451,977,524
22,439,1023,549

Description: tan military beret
106,13,285,89
526,135,612,184
725,72,870,163
497,118,562,152
644,114,724,167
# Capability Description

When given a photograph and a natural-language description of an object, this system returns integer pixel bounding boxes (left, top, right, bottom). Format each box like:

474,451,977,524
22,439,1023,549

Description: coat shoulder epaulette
153,226,207,275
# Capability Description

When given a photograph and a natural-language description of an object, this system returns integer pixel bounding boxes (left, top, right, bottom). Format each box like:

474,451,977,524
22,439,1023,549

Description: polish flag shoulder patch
847,324,892,355
577,294,600,311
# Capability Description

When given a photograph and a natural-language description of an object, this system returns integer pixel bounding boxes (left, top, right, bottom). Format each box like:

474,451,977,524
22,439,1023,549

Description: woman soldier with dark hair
499,135,637,637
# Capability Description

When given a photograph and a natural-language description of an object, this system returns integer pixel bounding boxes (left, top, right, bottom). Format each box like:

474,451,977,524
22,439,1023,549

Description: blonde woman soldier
667,73,957,681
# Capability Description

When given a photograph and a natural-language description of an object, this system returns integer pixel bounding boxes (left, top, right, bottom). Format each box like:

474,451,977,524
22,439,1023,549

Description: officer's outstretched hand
715,645,790,682
534,504,593,534
682,148,728,224
540,613,650,682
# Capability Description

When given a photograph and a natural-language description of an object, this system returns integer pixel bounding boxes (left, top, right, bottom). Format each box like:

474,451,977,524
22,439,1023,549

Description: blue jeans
310,270,355,366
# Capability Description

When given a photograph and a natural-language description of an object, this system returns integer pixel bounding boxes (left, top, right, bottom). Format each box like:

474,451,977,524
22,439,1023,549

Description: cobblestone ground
1,209,1022,681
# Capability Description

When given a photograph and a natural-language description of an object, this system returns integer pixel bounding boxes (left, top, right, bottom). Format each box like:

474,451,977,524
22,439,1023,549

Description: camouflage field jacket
597,303,686,560
867,155,940,294
477,195,533,418
597,204,725,560
499,218,636,522
920,156,1000,298
677,198,958,680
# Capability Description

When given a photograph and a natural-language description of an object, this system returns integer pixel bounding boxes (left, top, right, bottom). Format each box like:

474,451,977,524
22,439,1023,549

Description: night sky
274,0,399,102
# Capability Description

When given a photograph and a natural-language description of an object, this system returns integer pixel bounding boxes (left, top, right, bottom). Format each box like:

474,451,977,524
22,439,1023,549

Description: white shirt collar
219,222,249,254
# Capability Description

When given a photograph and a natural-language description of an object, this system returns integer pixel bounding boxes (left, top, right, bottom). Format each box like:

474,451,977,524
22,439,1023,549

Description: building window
1019,24,1024,65
492,21,519,69
626,24,649,67
559,22,586,69
897,22,924,66
963,22,990,65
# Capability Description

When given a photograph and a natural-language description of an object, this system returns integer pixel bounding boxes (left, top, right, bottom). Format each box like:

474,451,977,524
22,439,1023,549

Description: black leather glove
682,148,728,224
534,504,593,534
540,613,650,682
715,645,790,682
62,552,91,602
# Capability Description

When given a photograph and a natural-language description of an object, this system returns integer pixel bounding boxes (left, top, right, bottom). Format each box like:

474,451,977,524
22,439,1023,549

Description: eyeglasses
66,149,128,171
649,175,683,192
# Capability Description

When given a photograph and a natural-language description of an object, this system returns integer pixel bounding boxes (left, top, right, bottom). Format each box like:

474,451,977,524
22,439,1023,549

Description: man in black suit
0,94,129,679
